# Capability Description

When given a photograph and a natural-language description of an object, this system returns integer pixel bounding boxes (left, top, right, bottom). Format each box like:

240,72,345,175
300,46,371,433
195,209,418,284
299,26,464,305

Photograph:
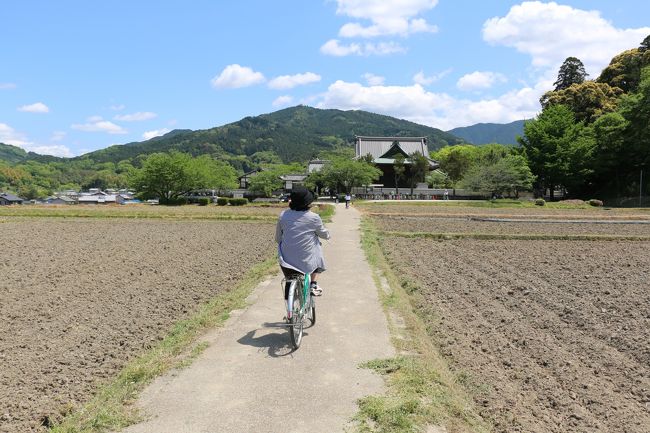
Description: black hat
289,186,314,211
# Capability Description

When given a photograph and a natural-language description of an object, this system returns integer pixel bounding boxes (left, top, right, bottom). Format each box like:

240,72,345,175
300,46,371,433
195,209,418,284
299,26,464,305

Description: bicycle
282,272,316,349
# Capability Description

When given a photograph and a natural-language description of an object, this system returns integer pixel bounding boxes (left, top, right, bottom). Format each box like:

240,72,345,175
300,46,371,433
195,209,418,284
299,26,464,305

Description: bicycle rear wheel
289,294,303,349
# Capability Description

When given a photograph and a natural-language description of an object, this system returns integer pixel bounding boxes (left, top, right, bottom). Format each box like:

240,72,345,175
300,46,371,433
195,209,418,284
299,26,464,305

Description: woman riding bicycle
275,186,330,296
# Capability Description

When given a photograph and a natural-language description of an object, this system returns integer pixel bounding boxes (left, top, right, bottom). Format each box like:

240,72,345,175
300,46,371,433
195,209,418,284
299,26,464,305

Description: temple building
354,136,439,188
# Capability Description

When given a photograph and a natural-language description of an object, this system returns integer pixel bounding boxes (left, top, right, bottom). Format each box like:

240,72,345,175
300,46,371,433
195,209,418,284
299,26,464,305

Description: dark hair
289,186,314,211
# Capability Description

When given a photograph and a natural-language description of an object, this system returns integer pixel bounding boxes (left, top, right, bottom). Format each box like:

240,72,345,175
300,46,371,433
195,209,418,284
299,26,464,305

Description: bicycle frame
285,273,310,320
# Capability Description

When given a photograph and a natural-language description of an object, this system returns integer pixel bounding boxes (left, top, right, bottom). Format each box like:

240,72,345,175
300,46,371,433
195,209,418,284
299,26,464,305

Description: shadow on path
237,324,311,357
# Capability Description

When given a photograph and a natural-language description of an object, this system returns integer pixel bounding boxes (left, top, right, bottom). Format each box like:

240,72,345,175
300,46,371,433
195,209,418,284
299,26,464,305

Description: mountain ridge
447,120,526,145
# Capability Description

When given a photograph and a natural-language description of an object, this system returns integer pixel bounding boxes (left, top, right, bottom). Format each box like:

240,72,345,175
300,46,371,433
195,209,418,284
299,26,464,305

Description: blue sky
1,0,649,157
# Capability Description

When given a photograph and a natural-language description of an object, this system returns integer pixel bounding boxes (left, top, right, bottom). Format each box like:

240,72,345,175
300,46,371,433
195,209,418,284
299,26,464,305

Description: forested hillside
83,106,463,164
0,106,463,199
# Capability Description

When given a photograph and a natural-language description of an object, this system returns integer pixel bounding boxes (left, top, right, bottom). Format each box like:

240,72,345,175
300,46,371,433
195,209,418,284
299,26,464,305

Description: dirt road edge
353,216,492,433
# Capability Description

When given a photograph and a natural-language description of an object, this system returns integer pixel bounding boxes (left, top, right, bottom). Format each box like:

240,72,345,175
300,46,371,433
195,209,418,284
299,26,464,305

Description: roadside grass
50,257,278,433
381,230,650,242
0,205,279,221
354,218,492,433
0,203,334,223
356,199,650,211
313,203,335,223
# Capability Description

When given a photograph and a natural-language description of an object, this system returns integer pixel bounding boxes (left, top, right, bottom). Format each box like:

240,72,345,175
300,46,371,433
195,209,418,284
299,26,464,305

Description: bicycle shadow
237,323,309,357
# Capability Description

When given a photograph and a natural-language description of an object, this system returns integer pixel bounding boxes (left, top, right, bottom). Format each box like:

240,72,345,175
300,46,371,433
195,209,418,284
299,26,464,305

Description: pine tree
554,57,589,91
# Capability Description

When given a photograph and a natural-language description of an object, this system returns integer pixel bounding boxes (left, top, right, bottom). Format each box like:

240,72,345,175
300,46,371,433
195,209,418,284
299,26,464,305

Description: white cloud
320,39,405,56
272,95,294,108
0,123,31,147
28,145,73,158
114,111,157,122
315,78,546,130
211,64,266,89
457,71,507,91
363,73,385,86
71,117,127,134
483,1,650,76
51,131,66,142
109,104,126,111
17,102,49,113
335,0,439,38
268,72,321,90
0,83,16,90
142,128,171,140
0,123,72,157
413,69,451,86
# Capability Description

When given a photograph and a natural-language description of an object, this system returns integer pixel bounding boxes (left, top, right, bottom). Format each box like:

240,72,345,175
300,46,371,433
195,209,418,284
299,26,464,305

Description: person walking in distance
276,186,330,296
345,193,351,209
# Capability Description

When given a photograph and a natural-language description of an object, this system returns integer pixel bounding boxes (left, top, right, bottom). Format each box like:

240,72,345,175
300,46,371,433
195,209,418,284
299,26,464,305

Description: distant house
355,136,439,188
279,174,308,191
44,196,76,205
238,169,263,189
307,159,329,173
78,194,125,205
0,193,24,205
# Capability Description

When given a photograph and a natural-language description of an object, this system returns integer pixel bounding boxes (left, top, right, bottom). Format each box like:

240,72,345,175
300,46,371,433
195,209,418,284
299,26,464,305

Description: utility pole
636,163,646,207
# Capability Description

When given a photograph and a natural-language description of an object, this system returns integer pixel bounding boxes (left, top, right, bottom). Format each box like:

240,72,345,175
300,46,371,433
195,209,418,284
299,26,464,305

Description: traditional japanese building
354,136,439,188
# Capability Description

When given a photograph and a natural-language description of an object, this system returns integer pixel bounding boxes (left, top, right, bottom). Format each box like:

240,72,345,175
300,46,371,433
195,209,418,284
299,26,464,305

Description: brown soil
382,236,650,432
0,219,276,433
374,215,650,237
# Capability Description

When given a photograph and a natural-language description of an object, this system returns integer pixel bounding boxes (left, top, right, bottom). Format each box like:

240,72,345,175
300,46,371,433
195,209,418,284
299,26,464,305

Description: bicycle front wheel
289,295,303,349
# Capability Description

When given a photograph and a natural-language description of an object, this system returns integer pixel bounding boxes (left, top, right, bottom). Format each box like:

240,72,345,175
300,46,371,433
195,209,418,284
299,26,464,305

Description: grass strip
0,209,278,221
381,230,650,241
357,200,597,210
364,212,650,221
50,256,278,433
313,203,335,223
353,218,491,433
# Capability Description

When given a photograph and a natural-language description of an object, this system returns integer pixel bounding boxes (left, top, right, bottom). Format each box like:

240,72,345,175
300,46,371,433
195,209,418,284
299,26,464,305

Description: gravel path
121,205,394,433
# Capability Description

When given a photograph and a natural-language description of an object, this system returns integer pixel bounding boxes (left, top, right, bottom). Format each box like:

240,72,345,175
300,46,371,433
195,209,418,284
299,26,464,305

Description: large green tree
554,57,588,91
307,157,381,194
460,154,534,198
129,152,236,203
518,105,595,198
540,81,623,123
408,152,431,194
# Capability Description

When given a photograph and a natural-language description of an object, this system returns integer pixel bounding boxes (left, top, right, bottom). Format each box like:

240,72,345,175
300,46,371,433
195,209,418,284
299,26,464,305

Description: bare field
0,218,276,433
364,203,650,431
378,234,650,432
373,215,650,237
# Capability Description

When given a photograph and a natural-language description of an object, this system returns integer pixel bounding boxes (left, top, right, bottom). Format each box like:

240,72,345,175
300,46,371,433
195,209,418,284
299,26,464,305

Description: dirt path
121,205,394,433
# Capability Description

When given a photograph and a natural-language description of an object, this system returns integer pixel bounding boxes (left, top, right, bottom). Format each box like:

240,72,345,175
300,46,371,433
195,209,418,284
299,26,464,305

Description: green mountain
0,142,62,164
447,120,526,145
81,106,464,164
0,143,29,163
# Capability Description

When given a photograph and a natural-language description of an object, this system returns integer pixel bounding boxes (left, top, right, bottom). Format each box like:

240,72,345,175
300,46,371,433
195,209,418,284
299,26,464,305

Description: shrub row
216,197,249,206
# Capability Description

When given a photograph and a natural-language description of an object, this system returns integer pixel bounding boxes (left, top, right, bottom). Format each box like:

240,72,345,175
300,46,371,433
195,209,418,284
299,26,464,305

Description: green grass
0,206,278,221
50,257,278,433
354,218,492,433
313,203,335,223
357,199,611,210
381,230,650,242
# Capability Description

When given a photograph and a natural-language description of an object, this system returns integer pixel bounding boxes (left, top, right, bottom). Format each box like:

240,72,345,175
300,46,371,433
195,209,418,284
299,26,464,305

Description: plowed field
0,218,275,433
365,202,650,432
